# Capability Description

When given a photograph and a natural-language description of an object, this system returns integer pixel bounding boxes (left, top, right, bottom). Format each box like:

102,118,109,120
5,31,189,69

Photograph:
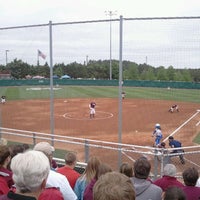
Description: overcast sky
1,0,200,68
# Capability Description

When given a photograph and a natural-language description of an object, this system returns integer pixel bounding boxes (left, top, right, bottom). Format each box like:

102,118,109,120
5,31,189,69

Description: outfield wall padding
0,79,200,89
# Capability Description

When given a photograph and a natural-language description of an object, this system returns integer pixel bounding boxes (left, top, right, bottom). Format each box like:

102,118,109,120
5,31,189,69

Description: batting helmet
155,123,161,129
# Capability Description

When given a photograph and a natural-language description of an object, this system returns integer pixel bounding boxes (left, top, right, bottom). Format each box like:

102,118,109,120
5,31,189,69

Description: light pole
105,11,117,80
5,50,9,66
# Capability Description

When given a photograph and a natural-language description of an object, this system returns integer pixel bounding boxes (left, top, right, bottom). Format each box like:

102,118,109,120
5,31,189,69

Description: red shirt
0,167,14,188
39,187,64,200
0,176,9,195
153,175,184,191
57,166,80,189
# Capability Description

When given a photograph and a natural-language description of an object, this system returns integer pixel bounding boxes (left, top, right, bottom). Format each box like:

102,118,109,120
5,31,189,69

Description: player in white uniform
121,91,126,99
1,96,6,104
152,123,163,147
89,101,96,119
169,104,179,113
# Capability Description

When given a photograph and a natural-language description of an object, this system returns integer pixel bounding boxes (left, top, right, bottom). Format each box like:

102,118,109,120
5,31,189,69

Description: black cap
169,136,174,140
160,142,166,147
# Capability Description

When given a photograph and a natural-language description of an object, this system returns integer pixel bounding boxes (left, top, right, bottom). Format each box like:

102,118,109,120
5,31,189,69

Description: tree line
0,58,200,82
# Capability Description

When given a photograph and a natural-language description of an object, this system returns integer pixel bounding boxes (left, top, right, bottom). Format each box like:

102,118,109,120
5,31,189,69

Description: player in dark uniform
168,136,185,164
169,104,179,113
89,101,96,119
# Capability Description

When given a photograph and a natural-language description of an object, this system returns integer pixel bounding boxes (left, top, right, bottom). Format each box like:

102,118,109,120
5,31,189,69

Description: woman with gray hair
0,150,50,200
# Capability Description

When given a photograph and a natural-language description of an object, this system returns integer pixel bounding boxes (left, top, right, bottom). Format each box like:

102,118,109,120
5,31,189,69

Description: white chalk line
163,109,200,142
62,111,113,120
122,109,200,163
196,120,200,126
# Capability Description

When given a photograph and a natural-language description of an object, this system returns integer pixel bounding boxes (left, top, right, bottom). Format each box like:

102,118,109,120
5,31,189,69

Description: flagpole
37,50,39,66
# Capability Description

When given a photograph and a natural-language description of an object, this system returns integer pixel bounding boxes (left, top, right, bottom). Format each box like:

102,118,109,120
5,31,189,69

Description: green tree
166,66,176,81
123,62,139,80
7,59,31,79
180,69,192,81
156,66,167,80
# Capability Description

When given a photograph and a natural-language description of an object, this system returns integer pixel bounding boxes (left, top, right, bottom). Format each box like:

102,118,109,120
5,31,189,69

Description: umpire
168,136,185,164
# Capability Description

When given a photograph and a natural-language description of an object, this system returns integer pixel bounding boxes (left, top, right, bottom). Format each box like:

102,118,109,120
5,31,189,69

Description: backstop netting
0,16,200,174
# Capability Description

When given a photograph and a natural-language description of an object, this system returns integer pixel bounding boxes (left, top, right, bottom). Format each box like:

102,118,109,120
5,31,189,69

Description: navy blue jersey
169,140,182,148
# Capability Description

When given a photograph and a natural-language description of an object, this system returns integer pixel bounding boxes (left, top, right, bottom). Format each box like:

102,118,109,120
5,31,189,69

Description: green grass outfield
0,85,200,103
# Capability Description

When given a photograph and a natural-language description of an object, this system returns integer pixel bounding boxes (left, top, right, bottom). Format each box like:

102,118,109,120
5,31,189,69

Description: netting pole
118,15,123,170
49,21,55,146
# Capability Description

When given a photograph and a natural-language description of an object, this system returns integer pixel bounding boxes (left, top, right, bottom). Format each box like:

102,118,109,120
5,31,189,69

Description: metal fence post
85,140,89,163
33,132,36,146
153,149,158,180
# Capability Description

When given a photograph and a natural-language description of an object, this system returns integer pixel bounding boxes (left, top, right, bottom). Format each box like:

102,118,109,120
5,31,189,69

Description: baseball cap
33,142,55,156
168,136,174,140
160,142,166,147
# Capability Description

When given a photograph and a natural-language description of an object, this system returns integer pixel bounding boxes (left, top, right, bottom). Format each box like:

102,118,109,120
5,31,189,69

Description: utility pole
86,55,88,66
105,11,117,80
5,50,9,66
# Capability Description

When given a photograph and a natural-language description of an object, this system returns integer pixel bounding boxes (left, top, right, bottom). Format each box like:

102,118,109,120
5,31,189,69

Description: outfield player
152,123,163,147
169,104,179,113
89,101,96,119
121,91,126,99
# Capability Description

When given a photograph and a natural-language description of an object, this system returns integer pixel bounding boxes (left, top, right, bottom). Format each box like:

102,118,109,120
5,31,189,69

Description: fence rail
1,127,200,180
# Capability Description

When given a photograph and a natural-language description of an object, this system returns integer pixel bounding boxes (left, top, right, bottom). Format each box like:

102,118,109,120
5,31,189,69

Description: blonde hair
120,162,133,177
94,171,135,200
81,156,101,183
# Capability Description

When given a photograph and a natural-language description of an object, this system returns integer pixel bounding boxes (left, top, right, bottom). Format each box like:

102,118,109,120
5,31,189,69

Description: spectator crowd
0,138,200,200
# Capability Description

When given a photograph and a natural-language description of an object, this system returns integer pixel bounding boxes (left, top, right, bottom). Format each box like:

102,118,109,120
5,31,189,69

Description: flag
38,49,46,59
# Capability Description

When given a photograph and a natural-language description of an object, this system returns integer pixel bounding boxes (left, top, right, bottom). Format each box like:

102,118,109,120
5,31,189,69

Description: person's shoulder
150,182,163,192
39,187,64,200
182,185,200,193
76,175,86,185
56,166,65,172
0,195,9,200
153,177,164,184
48,169,69,184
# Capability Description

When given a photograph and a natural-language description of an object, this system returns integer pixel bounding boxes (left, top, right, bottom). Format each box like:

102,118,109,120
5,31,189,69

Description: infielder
169,104,179,113
1,96,6,104
89,101,96,119
152,123,163,147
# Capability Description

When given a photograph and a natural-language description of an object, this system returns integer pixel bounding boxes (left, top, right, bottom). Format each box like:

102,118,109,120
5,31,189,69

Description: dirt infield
1,98,200,146
1,97,200,171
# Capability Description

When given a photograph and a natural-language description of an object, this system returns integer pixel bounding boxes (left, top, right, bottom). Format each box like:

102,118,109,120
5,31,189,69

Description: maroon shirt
153,175,184,191
182,186,200,200
0,167,14,188
83,178,97,200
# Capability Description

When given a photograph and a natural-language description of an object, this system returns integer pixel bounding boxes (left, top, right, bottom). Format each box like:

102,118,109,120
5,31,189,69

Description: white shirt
196,177,200,187
46,170,77,200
